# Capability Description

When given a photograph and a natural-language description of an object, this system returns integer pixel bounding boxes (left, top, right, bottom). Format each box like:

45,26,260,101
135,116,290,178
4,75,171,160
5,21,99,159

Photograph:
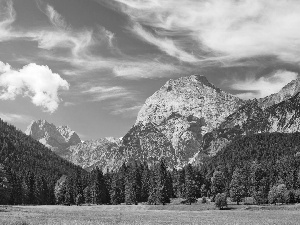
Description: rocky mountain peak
258,76,300,108
130,74,244,166
25,119,81,152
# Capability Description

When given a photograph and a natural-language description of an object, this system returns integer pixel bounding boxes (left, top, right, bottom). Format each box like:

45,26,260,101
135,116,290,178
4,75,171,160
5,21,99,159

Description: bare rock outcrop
133,75,243,165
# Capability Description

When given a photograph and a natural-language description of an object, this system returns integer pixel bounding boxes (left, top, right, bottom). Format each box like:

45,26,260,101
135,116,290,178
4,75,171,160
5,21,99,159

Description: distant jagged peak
259,76,300,108
25,119,81,148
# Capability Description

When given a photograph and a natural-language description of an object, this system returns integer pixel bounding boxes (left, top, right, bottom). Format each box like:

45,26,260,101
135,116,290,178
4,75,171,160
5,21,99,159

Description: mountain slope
121,75,244,167
0,118,84,185
258,76,300,108
25,120,81,154
26,119,122,171
203,92,300,156
64,138,121,171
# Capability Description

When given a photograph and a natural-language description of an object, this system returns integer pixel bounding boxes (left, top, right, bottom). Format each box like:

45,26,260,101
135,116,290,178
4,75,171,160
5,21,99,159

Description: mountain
202,91,300,156
121,75,244,167
258,76,300,108
63,138,121,171
26,119,122,170
25,120,81,154
0,118,84,185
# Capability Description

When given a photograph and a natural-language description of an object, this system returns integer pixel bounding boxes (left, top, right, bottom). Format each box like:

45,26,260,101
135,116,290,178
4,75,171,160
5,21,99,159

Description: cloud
0,0,19,41
0,112,32,124
113,60,181,79
132,23,198,63
0,61,69,113
230,70,298,99
111,105,142,118
83,86,135,102
110,0,300,64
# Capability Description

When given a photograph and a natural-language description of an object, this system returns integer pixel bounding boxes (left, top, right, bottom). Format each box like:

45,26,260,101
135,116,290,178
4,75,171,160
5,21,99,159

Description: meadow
2,203,300,225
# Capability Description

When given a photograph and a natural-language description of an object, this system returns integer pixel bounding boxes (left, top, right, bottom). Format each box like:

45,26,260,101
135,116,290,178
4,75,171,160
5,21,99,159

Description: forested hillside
0,119,86,204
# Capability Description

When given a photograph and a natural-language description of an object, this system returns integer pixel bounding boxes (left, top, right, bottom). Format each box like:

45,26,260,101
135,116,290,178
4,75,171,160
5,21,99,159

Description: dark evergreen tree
184,164,196,204
211,171,226,198
0,164,11,204
140,163,150,202
148,159,170,205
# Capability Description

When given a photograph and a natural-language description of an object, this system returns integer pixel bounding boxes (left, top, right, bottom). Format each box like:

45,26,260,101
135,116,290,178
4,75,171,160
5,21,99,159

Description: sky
0,0,300,140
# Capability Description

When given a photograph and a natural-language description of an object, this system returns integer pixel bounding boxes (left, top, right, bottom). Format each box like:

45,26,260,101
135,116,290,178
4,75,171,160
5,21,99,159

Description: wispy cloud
83,86,136,102
0,112,32,124
0,61,69,113
0,0,19,41
113,60,181,79
110,0,300,64
111,105,142,118
132,23,198,63
229,70,298,99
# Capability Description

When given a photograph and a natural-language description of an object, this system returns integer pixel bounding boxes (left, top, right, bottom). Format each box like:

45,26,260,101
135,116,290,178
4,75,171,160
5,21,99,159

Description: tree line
2,118,300,206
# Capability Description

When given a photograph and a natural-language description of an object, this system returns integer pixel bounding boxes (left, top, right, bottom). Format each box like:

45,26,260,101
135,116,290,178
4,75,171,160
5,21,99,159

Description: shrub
294,189,300,203
201,197,207,204
215,193,227,209
268,184,288,204
76,194,84,206
284,190,295,204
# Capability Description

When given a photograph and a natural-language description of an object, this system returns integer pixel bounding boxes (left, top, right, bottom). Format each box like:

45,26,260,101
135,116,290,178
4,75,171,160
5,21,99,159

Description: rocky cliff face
25,120,81,154
26,120,121,171
202,92,300,156
64,138,121,171
122,75,244,167
258,77,300,109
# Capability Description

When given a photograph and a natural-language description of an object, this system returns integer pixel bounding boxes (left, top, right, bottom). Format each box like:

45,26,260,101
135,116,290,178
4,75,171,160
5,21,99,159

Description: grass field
1,203,300,225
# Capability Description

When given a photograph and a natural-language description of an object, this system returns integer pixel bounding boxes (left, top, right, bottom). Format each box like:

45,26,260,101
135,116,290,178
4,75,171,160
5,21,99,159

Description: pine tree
110,173,123,204
84,185,92,204
91,167,109,204
21,177,29,204
54,175,67,204
184,164,196,204
0,164,11,204
140,163,150,202
125,162,140,205
211,171,226,198
149,159,170,205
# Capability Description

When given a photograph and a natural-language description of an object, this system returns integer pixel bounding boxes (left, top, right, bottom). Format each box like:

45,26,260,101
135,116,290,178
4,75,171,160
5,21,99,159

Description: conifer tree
125,162,141,205
110,173,123,204
0,164,11,204
84,185,92,204
141,163,150,202
148,159,170,205
184,164,196,204
211,171,226,198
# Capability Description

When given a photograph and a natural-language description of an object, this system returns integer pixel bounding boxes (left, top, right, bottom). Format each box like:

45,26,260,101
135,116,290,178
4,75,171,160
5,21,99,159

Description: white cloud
0,61,69,113
0,0,19,41
230,70,298,99
132,23,198,63
0,112,32,124
111,0,300,64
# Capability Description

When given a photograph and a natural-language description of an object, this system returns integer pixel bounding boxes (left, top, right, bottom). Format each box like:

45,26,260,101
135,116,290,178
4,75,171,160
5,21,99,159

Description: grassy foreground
1,203,300,225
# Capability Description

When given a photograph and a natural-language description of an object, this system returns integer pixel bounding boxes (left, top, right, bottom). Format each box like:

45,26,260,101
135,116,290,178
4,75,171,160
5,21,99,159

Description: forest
1,114,300,207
